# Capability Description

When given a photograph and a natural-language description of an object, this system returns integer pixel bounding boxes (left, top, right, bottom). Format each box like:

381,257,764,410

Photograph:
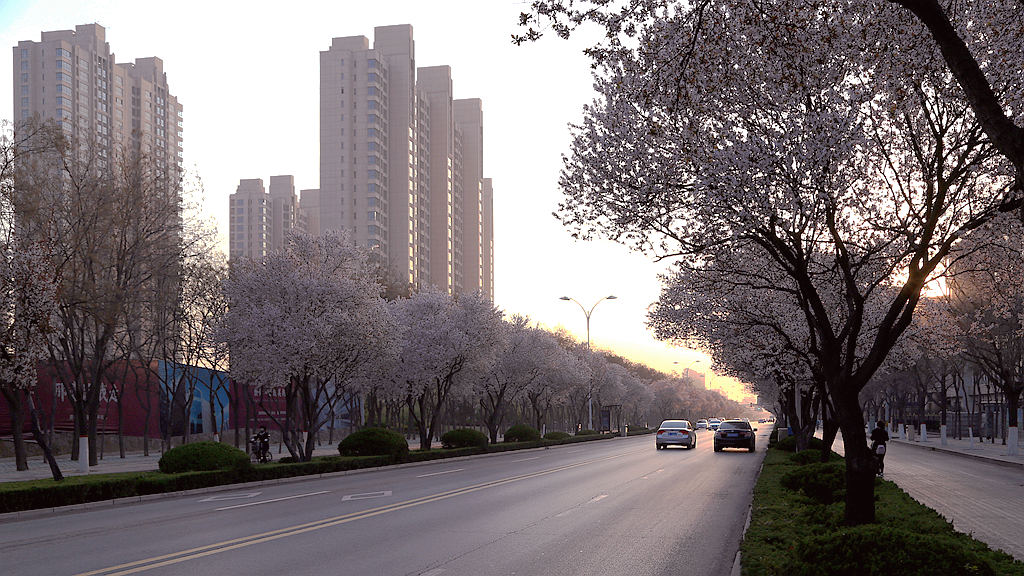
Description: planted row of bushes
1,427,653,514
741,445,1024,575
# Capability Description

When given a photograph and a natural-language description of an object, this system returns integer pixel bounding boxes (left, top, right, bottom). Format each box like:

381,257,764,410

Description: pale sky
0,0,753,402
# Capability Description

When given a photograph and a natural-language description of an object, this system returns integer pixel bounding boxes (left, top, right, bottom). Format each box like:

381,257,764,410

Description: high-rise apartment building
453,98,484,294
14,24,183,186
318,26,492,297
229,176,301,261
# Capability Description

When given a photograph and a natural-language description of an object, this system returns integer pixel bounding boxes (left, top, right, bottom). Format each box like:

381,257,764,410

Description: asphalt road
0,429,768,576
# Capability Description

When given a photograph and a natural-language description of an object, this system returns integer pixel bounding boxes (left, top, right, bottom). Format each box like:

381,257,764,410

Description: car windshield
660,421,690,429
719,421,751,430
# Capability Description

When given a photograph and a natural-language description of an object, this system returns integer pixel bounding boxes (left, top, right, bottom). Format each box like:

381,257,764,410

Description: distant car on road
656,420,697,450
695,419,709,430
708,418,722,431
714,419,756,452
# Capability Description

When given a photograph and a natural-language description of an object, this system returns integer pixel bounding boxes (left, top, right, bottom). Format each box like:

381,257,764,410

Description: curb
0,434,645,522
889,439,1024,470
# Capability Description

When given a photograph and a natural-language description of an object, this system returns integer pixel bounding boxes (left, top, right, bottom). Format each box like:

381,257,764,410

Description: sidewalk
885,430,1024,470
0,444,340,483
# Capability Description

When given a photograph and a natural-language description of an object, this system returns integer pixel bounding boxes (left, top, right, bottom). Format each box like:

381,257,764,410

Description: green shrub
278,456,298,464
157,441,250,474
773,434,826,453
788,449,842,465
780,462,846,504
338,427,409,459
543,431,571,441
575,429,599,436
441,428,489,449
792,525,997,576
504,424,541,442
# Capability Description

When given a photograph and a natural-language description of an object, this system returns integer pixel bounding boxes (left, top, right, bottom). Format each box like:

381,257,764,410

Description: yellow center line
75,450,637,576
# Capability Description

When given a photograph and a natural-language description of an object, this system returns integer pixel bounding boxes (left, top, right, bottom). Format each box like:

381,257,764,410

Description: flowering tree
388,290,503,450
473,315,548,443
523,331,578,431
517,0,1019,523
220,231,392,461
944,215,1024,454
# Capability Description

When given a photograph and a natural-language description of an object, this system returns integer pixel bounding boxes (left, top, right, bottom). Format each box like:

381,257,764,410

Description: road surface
0,430,768,576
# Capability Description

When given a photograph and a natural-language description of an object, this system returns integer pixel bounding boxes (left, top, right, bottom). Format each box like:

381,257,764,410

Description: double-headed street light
559,294,617,429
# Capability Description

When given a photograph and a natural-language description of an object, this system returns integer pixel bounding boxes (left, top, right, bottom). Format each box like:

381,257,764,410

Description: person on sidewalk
870,421,890,476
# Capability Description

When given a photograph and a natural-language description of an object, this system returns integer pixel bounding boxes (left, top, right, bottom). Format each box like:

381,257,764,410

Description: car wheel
656,444,663,450
714,443,721,452
749,441,756,452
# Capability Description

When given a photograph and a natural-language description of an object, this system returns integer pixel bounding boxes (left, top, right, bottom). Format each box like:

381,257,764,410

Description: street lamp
559,294,617,429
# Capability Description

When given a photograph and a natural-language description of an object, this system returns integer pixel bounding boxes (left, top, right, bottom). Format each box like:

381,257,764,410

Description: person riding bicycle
870,420,890,476
254,426,270,461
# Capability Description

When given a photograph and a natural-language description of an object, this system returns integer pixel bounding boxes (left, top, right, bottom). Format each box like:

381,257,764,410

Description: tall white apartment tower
229,175,301,261
453,99,484,294
14,24,183,188
267,175,300,252
319,25,491,298
481,178,494,301
229,179,268,261
417,65,458,293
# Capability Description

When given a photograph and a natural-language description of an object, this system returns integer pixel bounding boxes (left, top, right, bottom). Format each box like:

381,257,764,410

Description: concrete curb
889,439,1024,471
0,435,641,523
731,437,768,576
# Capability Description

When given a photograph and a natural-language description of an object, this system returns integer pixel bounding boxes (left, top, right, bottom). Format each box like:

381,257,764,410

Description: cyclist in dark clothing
870,421,890,475
253,426,271,462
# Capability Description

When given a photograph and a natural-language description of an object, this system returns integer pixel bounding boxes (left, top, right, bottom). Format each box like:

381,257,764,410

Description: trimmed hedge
741,447,1024,575
504,424,541,443
441,428,489,449
772,434,826,453
543,431,571,441
158,441,250,474
576,429,599,436
779,461,846,504
338,427,409,459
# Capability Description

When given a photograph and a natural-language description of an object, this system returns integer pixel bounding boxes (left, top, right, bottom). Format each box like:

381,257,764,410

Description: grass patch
742,448,1024,575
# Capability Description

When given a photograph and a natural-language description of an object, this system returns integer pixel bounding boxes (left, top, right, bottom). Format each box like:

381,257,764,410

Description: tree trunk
1,389,29,471
27,392,63,481
835,391,875,525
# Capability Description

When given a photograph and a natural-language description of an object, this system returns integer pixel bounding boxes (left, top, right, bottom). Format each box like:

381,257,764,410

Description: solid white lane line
509,456,540,462
416,468,465,478
566,449,584,453
341,491,392,501
215,491,329,511
199,492,262,502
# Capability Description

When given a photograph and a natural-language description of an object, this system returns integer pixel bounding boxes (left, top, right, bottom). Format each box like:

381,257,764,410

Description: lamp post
559,294,617,430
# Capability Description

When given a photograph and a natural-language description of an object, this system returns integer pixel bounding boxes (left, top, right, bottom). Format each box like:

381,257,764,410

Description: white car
708,418,722,431
655,420,697,450
696,419,709,430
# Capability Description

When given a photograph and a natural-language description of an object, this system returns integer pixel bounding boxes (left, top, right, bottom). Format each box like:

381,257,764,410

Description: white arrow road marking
216,491,329,511
341,491,393,501
588,494,608,504
416,468,464,478
199,492,262,502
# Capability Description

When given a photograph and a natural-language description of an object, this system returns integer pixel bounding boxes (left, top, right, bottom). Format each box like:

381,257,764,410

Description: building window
20,61,29,70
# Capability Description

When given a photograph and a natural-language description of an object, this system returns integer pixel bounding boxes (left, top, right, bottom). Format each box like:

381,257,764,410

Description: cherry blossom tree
523,331,578,432
0,119,62,477
944,215,1024,455
388,289,503,450
220,231,393,461
517,0,1018,523
473,315,549,443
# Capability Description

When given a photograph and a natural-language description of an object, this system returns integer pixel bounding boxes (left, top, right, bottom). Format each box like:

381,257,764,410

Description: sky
0,0,754,403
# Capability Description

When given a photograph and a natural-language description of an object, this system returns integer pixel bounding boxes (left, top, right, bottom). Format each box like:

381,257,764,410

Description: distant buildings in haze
232,24,494,300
